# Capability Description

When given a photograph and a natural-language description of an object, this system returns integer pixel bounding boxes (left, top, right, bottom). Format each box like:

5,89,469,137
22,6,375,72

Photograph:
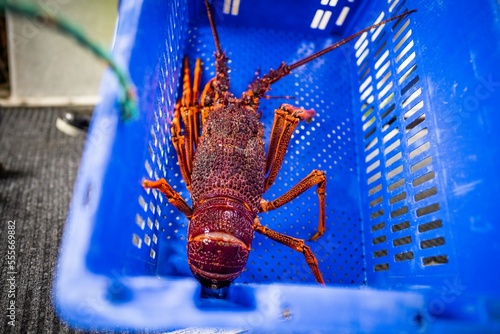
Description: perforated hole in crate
132,1,188,268
137,17,365,285
355,0,449,276
310,0,359,31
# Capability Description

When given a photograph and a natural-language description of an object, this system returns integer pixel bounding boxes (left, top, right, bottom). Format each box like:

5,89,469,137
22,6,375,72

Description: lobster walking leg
171,104,190,188
261,170,326,241
172,57,204,189
142,179,193,218
263,104,326,240
264,103,315,191
200,78,215,125
253,218,325,285
180,57,202,152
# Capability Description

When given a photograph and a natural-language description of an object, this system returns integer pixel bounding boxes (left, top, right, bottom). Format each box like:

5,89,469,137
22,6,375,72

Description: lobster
143,0,416,290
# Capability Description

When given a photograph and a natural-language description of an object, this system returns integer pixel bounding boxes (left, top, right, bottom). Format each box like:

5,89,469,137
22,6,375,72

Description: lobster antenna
205,0,223,56
244,9,417,103
287,9,417,72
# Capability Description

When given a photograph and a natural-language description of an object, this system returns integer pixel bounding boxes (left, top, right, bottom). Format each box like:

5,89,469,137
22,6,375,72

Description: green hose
0,0,138,121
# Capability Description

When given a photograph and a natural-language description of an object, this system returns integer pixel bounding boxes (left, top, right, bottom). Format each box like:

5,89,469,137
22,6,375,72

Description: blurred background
0,1,118,333
0,0,117,106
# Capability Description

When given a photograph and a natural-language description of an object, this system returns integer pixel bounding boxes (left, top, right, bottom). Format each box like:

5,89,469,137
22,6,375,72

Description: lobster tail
187,197,254,289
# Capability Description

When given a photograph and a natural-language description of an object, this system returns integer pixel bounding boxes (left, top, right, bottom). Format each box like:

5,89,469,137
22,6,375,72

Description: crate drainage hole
353,4,449,273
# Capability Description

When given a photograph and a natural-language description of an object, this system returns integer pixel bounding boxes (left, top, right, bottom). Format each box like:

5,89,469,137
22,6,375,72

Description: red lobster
143,0,416,289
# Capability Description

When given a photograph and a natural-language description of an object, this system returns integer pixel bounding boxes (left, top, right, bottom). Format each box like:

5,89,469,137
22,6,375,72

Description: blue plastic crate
54,0,500,332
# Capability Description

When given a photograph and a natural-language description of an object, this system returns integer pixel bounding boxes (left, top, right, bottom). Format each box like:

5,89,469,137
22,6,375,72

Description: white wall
4,0,118,106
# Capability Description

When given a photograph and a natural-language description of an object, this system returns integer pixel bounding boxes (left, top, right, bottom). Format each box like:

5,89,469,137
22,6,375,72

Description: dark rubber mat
0,107,104,334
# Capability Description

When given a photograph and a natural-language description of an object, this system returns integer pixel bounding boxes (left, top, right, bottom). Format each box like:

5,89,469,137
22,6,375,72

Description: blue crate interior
54,0,500,332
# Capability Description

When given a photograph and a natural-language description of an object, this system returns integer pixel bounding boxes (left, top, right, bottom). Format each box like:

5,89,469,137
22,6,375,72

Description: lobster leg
200,78,215,125
260,170,326,241
263,104,326,241
253,218,325,285
142,179,193,218
191,58,203,146
171,103,191,189
172,57,205,189
181,58,204,157
265,103,315,191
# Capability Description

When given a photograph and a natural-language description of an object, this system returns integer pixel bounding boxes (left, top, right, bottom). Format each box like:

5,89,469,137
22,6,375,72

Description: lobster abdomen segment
188,232,249,288
188,197,255,289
